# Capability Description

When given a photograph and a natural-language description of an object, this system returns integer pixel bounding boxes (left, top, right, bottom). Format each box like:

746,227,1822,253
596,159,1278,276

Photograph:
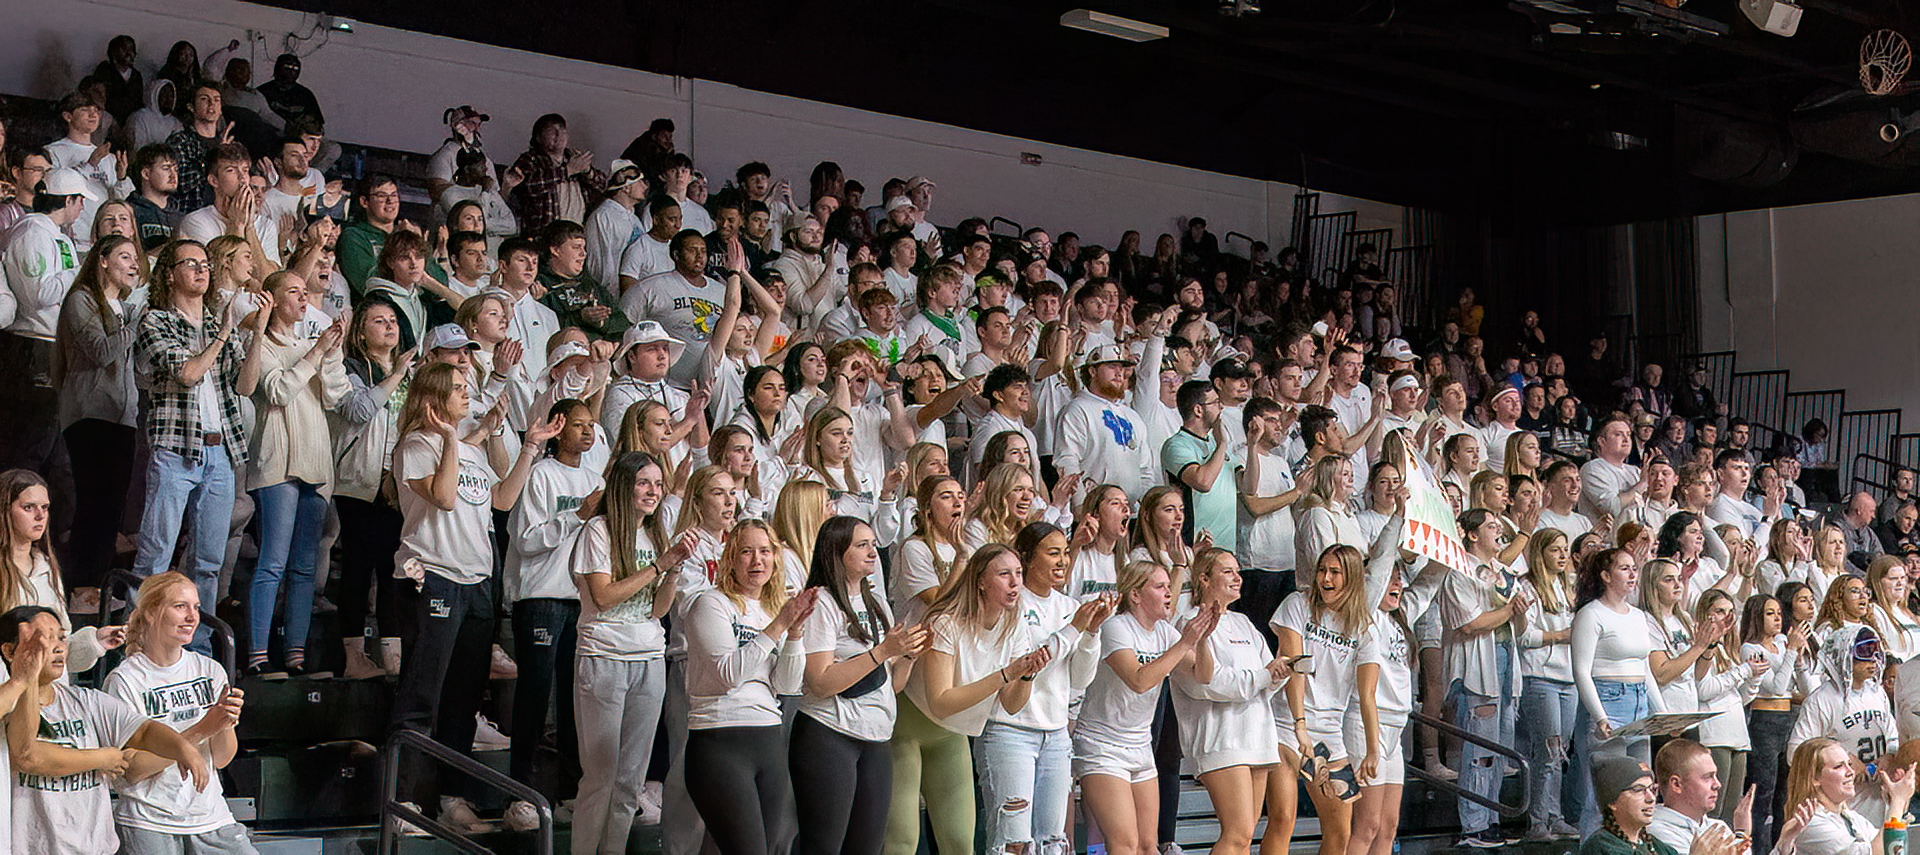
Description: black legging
688,725,794,854
62,419,136,590
791,713,891,855
335,495,406,641
1151,687,1183,845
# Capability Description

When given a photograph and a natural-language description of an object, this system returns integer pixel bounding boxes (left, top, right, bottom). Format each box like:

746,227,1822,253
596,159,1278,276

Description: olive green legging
883,694,976,855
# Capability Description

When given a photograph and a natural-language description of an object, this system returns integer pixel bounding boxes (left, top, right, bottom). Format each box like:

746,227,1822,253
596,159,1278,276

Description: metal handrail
988,216,1022,236
379,728,553,855
1404,710,1533,818
1225,230,1256,248
1853,451,1904,498
100,569,236,681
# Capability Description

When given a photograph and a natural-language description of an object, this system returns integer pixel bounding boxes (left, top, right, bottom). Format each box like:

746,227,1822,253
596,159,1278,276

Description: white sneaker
504,799,542,832
472,714,511,751
391,801,431,837
439,796,491,834
490,644,518,679
1160,844,1186,855
637,782,663,825
1424,755,1460,781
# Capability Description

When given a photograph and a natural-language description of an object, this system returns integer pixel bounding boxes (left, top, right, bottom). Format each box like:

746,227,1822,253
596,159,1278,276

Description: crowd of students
0,29,1915,855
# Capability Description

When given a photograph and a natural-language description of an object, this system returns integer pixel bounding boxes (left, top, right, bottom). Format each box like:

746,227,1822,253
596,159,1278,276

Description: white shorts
1072,734,1157,784
1341,721,1406,787
1275,707,1348,763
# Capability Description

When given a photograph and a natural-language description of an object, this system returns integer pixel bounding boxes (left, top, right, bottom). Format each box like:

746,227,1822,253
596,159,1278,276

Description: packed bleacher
0,29,1915,855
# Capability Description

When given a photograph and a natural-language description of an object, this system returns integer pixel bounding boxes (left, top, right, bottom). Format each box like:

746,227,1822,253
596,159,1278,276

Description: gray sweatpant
117,823,259,855
573,655,667,855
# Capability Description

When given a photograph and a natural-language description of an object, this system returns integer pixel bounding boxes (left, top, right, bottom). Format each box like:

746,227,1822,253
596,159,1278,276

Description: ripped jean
1449,644,1516,835
1520,676,1580,827
975,721,1073,855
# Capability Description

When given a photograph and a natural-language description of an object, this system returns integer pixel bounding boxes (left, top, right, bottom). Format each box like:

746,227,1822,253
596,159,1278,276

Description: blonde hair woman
682,519,819,854
964,462,1039,552
1782,737,1915,855
102,571,251,852
1172,548,1283,855
1073,561,1218,855
771,479,830,595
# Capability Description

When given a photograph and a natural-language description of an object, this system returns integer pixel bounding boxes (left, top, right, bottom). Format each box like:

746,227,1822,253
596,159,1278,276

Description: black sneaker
1460,830,1506,849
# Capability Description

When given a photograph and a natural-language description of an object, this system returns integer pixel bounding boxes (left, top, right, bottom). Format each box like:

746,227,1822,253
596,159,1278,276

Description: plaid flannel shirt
508,148,607,235
165,128,216,214
136,304,249,465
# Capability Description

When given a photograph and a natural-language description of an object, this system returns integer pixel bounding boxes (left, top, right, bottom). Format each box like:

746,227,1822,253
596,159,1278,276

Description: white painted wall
1696,196,1920,418
1,0,1403,256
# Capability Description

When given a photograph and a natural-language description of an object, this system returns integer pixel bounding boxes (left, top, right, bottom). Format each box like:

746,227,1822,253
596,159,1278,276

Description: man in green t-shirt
1161,379,1238,553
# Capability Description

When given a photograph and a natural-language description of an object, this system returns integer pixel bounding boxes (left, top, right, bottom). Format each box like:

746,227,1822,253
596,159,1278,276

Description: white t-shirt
1355,615,1414,719
103,651,236,834
1270,592,1362,722
908,613,1027,737
799,587,898,742
1237,447,1297,571
617,233,673,284
176,205,283,268
11,683,147,855
620,270,726,387
1077,614,1180,748
1068,547,1122,601
571,519,668,659
1538,507,1594,539
394,432,496,585
892,537,958,627
584,198,643,288
1795,805,1875,855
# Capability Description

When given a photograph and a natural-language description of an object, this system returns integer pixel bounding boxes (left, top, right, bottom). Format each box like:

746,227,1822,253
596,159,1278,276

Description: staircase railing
1405,710,1533,818
379,729,553,855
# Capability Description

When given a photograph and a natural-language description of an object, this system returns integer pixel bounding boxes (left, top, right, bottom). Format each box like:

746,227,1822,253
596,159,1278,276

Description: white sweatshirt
1517,580,1577,684
682,589,806,729
1694,656,1760,750
506,457,602,603
1171,609,1281,774
1571,599,1668,723
1054,391,1156,500
1294,505,1365,581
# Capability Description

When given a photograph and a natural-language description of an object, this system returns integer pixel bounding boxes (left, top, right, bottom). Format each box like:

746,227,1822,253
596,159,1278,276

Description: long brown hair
396,361,462,436
1311,543,1372,635
147,238,210,313
0,470,61,613
926,543,1020,640
125,571,195,658
910,474,966,581
802,406,860,491
72,234,138,334
602,452,671,584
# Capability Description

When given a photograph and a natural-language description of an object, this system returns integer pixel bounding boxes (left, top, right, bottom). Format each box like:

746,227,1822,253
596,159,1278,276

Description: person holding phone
1742,592,1814,855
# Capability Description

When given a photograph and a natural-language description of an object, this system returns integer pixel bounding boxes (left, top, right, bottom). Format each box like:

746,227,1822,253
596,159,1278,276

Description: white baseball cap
42,168,100,202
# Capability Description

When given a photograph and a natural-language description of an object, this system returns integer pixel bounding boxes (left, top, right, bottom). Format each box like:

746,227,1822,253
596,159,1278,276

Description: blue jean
1571,678,1654,837
1521,676,1580,827
1451,644,1517,834
248,480,327,657
975,722,1073,855
133,446,236,652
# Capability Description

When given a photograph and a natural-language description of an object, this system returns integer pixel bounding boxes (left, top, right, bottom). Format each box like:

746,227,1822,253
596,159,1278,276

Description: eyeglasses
171,259,211,272
1622,783,1657,797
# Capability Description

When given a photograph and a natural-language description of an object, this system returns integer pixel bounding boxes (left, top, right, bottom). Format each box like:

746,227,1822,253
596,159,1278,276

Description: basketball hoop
1861,29,1912,95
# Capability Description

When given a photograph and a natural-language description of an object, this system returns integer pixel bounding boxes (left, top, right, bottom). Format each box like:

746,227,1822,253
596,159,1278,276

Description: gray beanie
1590,741,1654,809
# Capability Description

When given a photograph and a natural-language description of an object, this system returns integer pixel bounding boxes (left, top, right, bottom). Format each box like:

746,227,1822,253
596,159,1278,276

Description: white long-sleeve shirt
1294,505,1365,584
1054,391,1155,500
991,586,1099,732
1171,610,1280,774
682,590,806,730
2,214,80,339
1580,457,1641,521
1571,599,1668,723
1517,581,1576,684
506,457,602,602
1694,657,1760,750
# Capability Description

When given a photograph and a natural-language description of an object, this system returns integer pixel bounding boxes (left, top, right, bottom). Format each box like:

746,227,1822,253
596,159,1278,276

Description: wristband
521,442,542,457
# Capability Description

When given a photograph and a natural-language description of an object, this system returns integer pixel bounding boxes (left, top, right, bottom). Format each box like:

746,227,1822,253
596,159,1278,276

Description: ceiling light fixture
1060,10,1169,42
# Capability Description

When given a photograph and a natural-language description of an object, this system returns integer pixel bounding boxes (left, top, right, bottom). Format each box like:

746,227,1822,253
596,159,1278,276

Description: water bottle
1886,815,1907,855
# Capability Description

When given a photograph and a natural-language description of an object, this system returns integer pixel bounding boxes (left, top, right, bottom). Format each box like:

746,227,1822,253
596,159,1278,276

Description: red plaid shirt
508,148,607,234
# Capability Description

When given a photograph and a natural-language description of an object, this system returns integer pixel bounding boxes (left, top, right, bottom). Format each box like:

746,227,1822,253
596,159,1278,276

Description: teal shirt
1161,428,1239,553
